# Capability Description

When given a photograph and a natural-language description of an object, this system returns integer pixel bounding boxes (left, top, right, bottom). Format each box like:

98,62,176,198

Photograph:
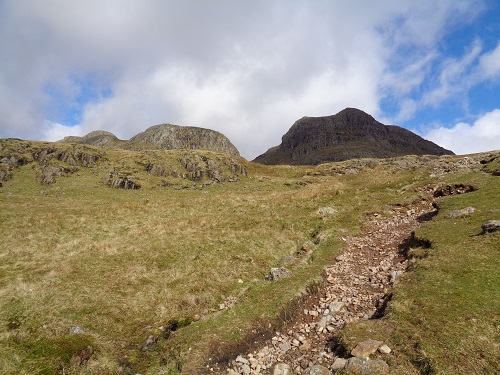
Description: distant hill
61,130,119,147
60,124,240,156
253,108,454,165
129,124,239,156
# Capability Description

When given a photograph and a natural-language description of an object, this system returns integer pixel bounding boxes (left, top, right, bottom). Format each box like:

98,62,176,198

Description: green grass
340,171,500,374
1,139,499,374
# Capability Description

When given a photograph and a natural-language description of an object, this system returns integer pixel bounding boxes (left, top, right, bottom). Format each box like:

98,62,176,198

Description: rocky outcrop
254,108,454,165
60,130,118,147
60,125,241,156
130,124,240,156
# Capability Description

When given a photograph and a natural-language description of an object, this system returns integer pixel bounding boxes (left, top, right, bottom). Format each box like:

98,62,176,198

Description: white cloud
41,122,83,142
424,109,500,154
393,99,418,122
421,39,482,107
0,0,494,158
478,41,500,79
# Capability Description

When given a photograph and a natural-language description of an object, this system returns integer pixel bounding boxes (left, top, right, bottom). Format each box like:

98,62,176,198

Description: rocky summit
253,108,454,165
130,124,240,156
60,130,119,147
60,124,240,156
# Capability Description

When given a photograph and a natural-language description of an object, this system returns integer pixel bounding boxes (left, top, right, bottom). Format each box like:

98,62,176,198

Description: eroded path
222,198,436,374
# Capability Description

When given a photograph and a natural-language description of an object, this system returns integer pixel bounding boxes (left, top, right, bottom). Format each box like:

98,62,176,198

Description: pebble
226,199,435,375
378,344,392,354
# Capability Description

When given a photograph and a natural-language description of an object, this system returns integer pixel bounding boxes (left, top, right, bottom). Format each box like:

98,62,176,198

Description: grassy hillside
0,139,498,374
339,170,500,374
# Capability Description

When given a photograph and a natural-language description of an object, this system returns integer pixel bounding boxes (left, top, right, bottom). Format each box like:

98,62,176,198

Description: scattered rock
109,176,141,189
235,355,249,365
389,270,404,284
70,326,85,335
279,341,291,353
273,362,293,375
482,220,500,233
306,364,331,374
344,357,390,374
331,357,348,370
449,206,476,217
329,301,344,313
433,183,476,197
351,339,383,358
267,267,291,281
378,344,392,354
318,207,337,216
240,363,251,374
302,240,317,252
226,198,437,374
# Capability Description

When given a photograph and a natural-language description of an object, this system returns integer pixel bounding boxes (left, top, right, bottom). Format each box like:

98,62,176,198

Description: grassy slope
0,140,498,374
340,170,500,374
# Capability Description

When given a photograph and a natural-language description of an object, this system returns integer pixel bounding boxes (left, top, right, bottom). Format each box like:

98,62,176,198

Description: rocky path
223,198,436,374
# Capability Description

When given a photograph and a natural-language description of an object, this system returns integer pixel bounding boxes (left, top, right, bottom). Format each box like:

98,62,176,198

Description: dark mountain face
254,108,454,165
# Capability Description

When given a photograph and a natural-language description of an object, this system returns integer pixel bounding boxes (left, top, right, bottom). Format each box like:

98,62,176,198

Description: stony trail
219,197,437,375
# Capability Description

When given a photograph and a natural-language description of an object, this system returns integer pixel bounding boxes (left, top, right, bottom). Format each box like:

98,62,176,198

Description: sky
1,0,499,160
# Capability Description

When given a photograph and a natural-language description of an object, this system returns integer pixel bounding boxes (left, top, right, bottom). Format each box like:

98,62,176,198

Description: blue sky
1,0,499,159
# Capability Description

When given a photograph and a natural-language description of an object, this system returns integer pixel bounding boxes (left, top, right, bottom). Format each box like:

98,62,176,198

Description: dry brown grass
3,140,496,374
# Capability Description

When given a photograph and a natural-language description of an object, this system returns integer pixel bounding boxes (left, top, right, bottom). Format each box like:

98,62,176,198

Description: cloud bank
0,0,498,158
424,110,500,154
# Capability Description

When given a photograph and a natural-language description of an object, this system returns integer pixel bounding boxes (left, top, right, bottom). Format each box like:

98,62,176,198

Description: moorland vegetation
0,137,499,374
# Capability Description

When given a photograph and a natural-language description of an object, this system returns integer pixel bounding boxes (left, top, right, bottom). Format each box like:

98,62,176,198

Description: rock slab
351,340,383,358
344,357,390,374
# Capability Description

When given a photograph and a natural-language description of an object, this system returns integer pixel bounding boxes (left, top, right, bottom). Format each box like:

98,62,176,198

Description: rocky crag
254,108,454,165
60,124,240,156
0,138,247,189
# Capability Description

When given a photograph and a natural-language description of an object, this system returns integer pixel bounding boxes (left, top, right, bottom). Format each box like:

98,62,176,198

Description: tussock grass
1,141,498,374
340,171,500,374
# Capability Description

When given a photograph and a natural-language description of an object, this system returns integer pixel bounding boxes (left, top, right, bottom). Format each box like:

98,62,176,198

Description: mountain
60,124,240,156
129,124,240,156
2,132,499,374
60,130,119,147
253,108,454,165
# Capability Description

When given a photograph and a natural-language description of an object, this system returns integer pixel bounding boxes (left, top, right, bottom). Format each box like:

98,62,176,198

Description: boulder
267,267,291,281
301,240,317,252
344,357,389,374
351,339,383,358
449,207,475,217
273,362,293,375
482,220,500,233
331,357,348,370
378,344,392,354
305,364,331,374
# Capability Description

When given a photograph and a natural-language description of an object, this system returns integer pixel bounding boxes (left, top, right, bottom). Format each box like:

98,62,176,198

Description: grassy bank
340,170,500,374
